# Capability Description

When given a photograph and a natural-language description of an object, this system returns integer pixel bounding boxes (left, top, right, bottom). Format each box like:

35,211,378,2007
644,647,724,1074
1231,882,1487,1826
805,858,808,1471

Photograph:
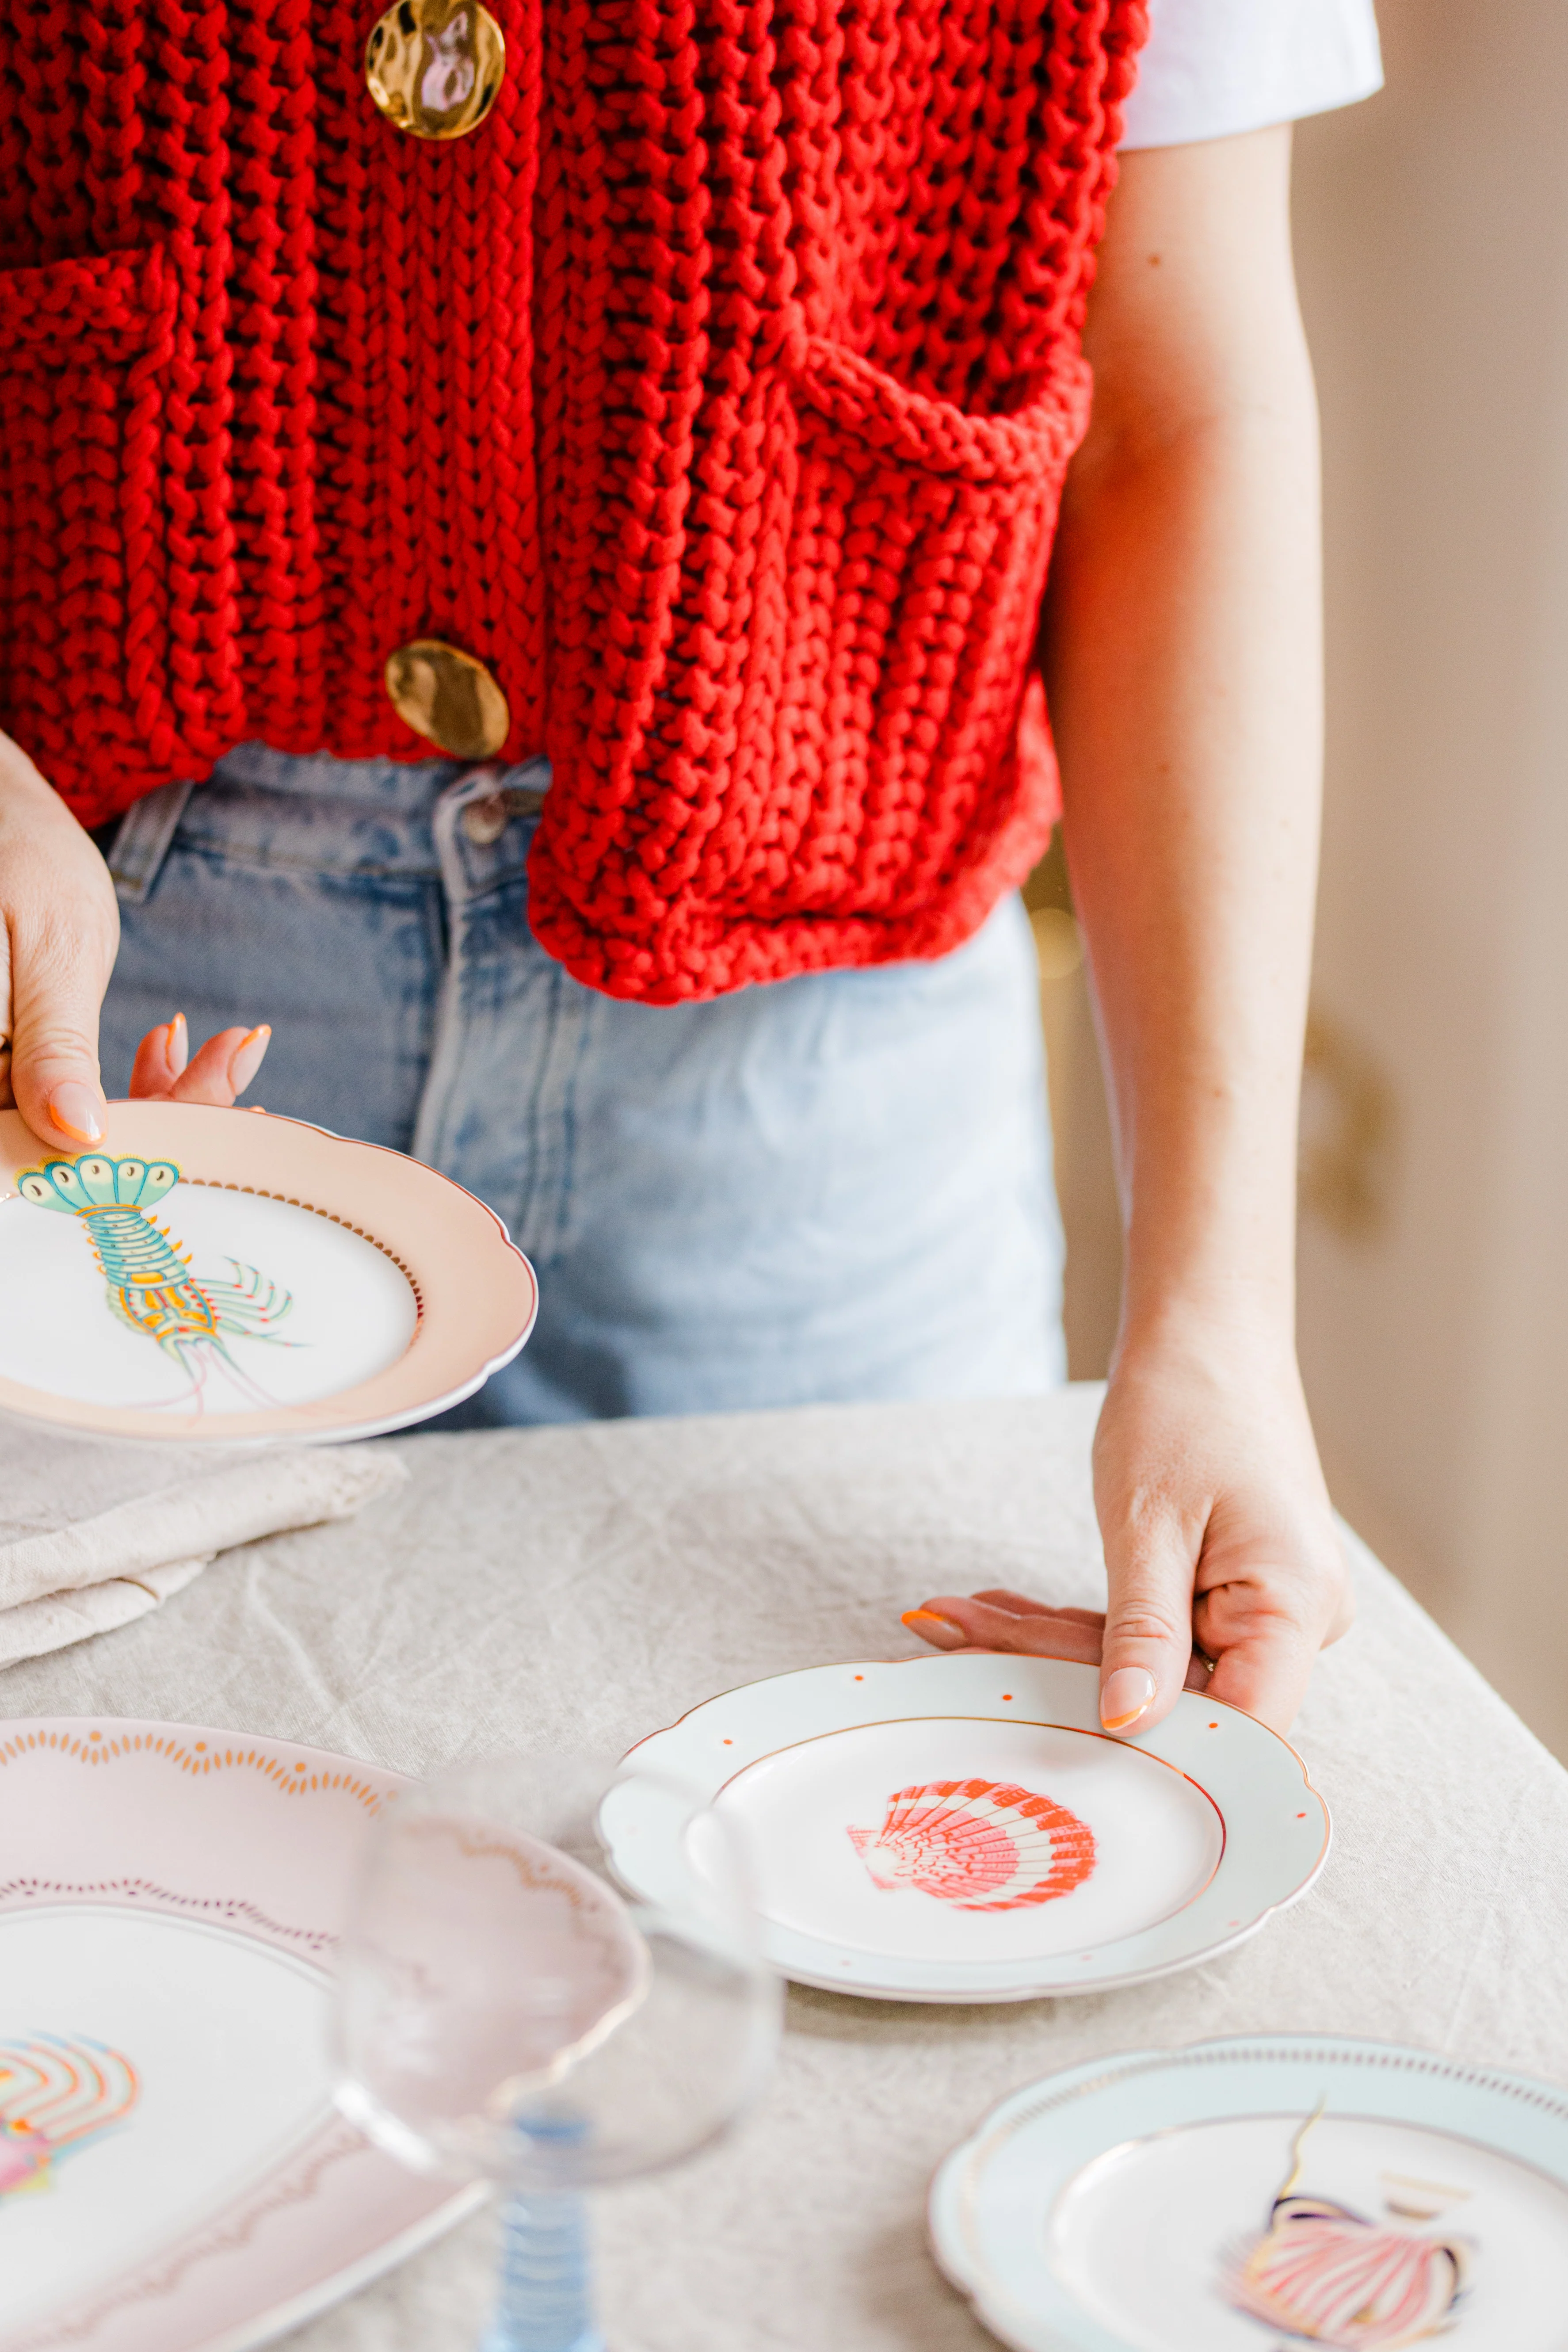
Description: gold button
365,1,506,141
386,639,510,759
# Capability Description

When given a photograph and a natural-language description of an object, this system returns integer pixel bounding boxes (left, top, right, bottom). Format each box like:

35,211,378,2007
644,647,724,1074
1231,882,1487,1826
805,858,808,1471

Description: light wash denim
102,747,1065,1426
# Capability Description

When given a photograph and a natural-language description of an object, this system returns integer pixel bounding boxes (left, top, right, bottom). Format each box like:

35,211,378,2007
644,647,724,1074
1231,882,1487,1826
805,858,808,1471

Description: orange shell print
847,1779,1096,1910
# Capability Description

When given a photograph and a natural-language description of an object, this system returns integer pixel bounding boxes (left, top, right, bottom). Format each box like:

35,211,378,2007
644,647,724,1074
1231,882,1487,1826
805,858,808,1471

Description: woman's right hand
0,729,122,1146
0,731,271,1144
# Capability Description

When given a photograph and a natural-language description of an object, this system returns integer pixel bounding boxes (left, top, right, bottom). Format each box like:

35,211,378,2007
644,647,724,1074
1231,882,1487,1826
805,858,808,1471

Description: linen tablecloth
0,1422,406,1666
4,1386,1566,2350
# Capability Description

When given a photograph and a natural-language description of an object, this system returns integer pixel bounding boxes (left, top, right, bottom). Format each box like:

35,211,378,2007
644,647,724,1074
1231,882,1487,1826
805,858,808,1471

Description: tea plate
928,2035,1568,2351
606,1655,1329,2001
0,1717,480,2352
0,1100,537,1442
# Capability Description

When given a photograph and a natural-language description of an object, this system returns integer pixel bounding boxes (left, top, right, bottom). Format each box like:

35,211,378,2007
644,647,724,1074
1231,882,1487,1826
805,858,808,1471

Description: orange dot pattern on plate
187,1178,425,1320
0,1727,386,1810
847,1779,1096,1912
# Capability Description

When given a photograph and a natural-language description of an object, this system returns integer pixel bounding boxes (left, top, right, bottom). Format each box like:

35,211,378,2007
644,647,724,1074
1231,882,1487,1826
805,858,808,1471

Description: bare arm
907,128,1351,1730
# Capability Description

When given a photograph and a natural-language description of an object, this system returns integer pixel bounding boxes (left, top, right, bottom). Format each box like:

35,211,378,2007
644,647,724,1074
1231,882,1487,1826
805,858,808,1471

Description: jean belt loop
106,778,198,905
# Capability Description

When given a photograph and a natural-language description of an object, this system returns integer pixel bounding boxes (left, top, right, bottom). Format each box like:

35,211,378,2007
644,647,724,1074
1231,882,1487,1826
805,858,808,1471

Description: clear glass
332,1753,781,2352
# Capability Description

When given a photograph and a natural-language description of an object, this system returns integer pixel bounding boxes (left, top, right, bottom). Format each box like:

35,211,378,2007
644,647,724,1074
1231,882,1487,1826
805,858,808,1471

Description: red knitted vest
0,2,1146,1001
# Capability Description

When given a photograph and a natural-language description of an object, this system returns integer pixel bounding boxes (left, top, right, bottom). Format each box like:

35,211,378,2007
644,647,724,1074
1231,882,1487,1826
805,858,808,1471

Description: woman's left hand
903,1326,1354,1736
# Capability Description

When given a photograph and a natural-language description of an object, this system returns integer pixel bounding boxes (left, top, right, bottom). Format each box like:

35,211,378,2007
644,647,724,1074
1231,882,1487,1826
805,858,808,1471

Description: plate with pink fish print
0,1101,536,1443
0,1717,481,2352
927,2034,1568,2352
603,1655,1329,2001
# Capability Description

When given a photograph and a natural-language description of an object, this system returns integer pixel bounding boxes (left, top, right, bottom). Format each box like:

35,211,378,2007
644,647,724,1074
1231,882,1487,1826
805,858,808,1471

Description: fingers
968,1589,1106,1627
903,1592,1214,1691
903,1596,1107,1668
1202,1614,1322,1733
130,1020,270,1107
1095,1519,1201,1737
7,932,113,1148
129,1012,188,1096
1196,1540,1353,1733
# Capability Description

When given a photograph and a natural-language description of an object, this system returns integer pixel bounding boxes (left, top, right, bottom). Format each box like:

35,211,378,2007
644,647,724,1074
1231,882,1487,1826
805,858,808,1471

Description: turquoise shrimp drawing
18,1153,297,1406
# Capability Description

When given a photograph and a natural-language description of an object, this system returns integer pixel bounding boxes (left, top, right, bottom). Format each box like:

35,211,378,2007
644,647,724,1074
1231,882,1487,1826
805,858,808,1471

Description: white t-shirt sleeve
1118,0,1383,150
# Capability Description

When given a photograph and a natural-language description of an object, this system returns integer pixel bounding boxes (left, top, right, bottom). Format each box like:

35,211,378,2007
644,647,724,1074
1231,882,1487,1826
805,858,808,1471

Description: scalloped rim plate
608,1656,1329,2002
0,1101,537,1442
927,2034,1568,2352
0,1715,479,2352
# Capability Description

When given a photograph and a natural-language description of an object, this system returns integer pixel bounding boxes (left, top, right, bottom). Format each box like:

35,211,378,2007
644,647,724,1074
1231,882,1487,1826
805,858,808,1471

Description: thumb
1097,1523,1198,1738
8,927,113,1149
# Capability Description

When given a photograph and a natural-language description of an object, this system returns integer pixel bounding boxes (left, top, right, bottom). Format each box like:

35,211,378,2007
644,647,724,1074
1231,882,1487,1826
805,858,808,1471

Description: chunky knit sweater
0,2,1146,1000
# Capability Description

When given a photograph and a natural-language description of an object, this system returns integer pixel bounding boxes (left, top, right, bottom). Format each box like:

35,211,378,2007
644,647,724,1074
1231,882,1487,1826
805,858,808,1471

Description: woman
0,0,1379,1735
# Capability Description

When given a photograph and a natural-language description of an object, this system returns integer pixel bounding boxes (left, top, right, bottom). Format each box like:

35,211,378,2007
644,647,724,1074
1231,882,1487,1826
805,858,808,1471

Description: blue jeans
102,747,1064,1425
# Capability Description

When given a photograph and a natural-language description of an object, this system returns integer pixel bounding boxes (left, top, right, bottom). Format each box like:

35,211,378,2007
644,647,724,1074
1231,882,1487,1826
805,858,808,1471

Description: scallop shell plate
847,1779,1096,1911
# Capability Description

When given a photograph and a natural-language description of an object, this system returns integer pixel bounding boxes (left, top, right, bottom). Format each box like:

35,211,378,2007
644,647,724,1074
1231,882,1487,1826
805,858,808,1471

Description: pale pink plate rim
0,1102,538,1443
0,1713,478,2352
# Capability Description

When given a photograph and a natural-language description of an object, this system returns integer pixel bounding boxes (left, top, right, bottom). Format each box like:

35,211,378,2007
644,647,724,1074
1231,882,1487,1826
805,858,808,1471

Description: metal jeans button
462,787,546,845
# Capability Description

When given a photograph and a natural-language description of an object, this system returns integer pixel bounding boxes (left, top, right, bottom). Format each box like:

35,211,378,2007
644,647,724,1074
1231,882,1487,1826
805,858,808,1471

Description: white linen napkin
0,1420,407,1668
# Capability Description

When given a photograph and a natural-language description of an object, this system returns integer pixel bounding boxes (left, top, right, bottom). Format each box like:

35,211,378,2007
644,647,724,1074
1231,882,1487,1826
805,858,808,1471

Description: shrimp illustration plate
18,1153,296,1408
0,1100,535,1441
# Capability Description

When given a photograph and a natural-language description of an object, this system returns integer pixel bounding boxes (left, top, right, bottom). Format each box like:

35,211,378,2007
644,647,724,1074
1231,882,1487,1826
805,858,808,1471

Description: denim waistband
108,745,553,901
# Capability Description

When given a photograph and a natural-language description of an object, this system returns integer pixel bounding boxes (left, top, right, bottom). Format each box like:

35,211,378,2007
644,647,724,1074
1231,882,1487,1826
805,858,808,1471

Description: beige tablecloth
4,1386,1566,2350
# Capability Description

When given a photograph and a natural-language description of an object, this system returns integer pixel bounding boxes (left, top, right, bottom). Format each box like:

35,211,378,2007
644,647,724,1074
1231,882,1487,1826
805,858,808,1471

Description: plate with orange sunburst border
0,1717,481,2352
0,1100,537,1443
927,2035,1568,2352
603,1655,1330,2002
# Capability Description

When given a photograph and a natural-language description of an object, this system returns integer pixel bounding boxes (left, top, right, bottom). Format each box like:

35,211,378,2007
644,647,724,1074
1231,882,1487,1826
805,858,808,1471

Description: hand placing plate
929,2034,1568,2352
0,1102,536,1442
606,1654,1329,2001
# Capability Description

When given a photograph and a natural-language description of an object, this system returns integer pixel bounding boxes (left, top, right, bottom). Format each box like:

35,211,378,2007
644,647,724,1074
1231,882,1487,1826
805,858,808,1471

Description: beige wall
1293,0,1568,1755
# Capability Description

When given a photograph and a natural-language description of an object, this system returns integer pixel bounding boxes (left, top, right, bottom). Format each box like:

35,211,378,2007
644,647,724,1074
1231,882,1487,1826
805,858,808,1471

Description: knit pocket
0,244,238,813
774,335,1090,909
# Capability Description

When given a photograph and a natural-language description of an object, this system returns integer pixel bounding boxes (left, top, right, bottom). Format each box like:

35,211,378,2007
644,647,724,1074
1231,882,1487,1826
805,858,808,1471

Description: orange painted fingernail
46,1082,105,1143
902,1608,965,1649
168,1011,189,1075
1100,1667,1156,1731
228,1024,271,1096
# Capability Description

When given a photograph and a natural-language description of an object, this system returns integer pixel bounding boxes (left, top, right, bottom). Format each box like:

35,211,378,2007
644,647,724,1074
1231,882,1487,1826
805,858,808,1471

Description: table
5,1386,1567,2350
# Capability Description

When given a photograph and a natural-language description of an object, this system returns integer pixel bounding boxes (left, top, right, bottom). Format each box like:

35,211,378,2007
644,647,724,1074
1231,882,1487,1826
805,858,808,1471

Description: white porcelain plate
0,1717,478,2352
606,1656,1329,2001
928,2034,1568,2352
0,1100,537,1442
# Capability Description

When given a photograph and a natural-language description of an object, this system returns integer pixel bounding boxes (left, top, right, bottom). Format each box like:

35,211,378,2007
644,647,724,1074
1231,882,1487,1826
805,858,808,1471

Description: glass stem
482,2183,603,2352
